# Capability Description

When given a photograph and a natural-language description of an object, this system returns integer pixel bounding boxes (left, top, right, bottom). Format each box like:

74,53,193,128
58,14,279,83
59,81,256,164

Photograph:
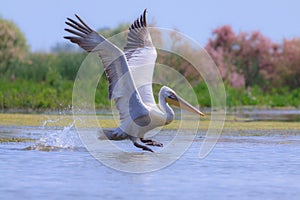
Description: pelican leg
129,136,154,152
140,138,163,147
133,141,154,153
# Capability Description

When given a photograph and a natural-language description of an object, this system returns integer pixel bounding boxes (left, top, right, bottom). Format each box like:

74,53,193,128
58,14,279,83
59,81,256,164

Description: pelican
64,9,205,152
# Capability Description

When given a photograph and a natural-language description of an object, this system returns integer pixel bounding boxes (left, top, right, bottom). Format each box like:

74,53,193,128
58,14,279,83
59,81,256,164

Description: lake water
1,118,300,199
235,109,300,122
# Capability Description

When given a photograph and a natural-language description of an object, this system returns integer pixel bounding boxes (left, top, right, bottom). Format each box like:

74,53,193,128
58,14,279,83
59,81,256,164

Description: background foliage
0,17,299,111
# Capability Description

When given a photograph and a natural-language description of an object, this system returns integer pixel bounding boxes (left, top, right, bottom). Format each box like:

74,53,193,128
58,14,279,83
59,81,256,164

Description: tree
233,31,274,89
0,18,28,76
273,38,300,89
205,25,275,89
205,25,241,87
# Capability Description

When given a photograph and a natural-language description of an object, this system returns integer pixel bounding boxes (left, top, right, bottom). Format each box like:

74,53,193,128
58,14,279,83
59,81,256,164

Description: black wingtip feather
129,9,148,30
63,36,72,40
143,9,147,26
74,14,93,32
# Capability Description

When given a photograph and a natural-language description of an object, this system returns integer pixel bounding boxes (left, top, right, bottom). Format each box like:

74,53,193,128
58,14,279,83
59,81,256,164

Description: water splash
42,118,60,127
29,119,84,151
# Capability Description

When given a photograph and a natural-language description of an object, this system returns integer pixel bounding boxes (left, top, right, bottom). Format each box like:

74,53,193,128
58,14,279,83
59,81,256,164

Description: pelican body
64,9,204,152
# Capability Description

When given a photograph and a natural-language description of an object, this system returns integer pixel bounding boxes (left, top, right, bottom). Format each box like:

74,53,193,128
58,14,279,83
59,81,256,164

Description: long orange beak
166,95,205,116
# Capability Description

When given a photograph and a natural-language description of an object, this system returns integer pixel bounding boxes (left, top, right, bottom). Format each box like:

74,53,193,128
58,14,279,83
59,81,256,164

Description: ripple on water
1,122,300,199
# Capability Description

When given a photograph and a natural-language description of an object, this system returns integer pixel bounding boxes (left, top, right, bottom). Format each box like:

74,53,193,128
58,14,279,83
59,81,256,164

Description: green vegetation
0,18,28,76
225,85,300,108
0,18,299,111
1,77,298,111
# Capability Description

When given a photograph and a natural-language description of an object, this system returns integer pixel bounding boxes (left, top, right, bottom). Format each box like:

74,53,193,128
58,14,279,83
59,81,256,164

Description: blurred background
0,0,299,111
1,2,300,199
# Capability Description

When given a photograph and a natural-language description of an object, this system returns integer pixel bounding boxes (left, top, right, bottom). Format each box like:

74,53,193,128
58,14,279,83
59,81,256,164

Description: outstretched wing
124,9,157,106
64,15,150,126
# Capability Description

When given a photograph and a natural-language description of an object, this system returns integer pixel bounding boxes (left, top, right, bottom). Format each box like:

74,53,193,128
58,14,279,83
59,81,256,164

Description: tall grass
1,77,299,111
0,51,299,111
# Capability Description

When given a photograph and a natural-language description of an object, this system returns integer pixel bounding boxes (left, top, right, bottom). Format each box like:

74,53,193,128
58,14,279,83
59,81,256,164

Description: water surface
1,121,300,200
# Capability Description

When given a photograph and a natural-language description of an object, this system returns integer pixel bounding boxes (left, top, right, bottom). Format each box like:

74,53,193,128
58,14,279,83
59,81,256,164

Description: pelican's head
161,86,205,117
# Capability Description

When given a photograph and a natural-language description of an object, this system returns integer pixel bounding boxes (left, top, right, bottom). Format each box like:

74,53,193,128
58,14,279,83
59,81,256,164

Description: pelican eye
168,93,177,100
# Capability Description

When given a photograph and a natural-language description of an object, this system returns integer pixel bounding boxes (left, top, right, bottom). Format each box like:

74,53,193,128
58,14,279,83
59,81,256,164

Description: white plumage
64,9,204,152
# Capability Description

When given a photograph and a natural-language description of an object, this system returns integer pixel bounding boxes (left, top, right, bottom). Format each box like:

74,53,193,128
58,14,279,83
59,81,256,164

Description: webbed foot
140,138,163,147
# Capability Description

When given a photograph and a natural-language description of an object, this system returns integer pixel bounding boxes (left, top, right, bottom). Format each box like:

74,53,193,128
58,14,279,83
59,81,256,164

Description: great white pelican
64,9,205,152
